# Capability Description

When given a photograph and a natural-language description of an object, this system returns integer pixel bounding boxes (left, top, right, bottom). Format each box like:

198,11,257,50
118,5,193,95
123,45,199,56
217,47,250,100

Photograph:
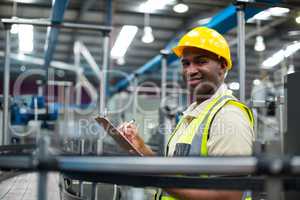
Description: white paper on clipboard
94,117,143,156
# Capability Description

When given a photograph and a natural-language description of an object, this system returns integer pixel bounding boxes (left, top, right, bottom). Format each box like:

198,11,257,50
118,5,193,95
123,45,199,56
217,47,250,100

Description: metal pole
160,50,168,105
277,95,285,154
132,74,138,119
91,139,103,200
74,42,82,106
237,4,246,102
78,139,85,197
1,18,112,32
266,178,283,200
37,136,50,200
2,28,11,145
99,34,110,115
160,50,170,149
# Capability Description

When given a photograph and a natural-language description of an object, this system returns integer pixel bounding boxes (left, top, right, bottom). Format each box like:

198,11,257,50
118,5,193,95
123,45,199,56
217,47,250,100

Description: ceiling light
142,26,154,43
229,82,240,90
117,57,125,65
254,35,266,52
139,0,175,13
19,25,33,53
253,79,261,85
198,17,211,25
252,11,271,20
268,7,290,16
284,42,300,57
262,41,300,69
262,50,285,68
296,16,300,24
111,25,138,59
173,1,189,13
288,30,300,37
248,7,290,22
20,65,26,72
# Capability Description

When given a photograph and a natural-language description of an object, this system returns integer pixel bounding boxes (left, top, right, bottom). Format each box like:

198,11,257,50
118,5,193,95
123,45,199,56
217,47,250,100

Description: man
119,27,255,200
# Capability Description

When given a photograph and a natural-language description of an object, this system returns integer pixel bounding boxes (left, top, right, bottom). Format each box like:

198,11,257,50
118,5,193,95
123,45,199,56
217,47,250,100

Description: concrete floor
0,173,60,200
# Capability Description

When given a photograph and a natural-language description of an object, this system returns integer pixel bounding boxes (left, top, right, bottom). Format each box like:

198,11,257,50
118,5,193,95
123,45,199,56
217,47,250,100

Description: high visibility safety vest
155,92,254,200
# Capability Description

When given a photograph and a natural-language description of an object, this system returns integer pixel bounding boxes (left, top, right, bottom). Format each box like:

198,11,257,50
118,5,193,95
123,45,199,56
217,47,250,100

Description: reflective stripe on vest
166,94,233,156
158,93,254,200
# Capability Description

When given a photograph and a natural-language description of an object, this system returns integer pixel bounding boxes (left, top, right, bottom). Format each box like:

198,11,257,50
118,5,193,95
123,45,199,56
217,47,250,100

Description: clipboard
94,117,143,156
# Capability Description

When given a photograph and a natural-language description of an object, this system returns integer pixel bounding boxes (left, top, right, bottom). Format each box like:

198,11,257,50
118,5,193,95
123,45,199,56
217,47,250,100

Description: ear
219,59,227,76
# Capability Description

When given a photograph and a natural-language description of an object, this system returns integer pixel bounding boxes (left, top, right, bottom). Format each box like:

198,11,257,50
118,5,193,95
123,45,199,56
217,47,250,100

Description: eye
194,57,209,65
181,60,190,68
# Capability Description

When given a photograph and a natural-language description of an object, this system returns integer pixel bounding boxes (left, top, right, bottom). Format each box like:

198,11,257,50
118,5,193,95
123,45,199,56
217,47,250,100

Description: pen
128,119,135,125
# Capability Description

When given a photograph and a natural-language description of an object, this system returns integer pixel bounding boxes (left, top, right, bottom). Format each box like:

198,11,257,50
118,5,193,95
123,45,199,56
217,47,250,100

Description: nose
184,64,199,77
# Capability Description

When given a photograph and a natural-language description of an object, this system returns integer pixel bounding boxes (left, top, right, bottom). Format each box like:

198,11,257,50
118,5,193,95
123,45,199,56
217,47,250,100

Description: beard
189,80,219,102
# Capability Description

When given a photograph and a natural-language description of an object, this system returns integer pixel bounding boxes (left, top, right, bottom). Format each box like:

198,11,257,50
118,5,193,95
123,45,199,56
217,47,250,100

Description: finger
124,122,131,133
120,123,129,133
126,123,137,129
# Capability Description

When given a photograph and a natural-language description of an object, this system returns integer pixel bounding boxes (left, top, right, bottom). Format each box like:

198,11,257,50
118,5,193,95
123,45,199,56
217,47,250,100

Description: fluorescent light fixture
140,0,175,12
254,36,266,52
198,17,211,25
288,30,300,37
142,26,154,43
229,82,240,90
249,7,289,22
262,50,285,68
268,7,290,16
262,41,300,69
18,25,33,53
252,11,271,20
284,42,300,57
173,3,189,13
111,25,138,59
296,16,300,24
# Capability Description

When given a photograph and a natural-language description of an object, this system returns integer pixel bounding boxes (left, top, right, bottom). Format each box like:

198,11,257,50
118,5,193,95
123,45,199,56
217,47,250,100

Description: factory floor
0,173,60,200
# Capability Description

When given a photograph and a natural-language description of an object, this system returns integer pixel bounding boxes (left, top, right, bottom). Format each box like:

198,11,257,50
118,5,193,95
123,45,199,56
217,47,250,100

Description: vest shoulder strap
226,100,254,128
207,100,254,140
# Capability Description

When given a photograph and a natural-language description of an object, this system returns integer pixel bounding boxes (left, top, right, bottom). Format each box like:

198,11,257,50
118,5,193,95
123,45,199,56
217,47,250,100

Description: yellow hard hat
172,26,232,70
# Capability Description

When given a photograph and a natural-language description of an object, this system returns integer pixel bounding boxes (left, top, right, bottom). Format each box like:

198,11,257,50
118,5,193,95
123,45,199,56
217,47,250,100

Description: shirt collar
182,83,232,118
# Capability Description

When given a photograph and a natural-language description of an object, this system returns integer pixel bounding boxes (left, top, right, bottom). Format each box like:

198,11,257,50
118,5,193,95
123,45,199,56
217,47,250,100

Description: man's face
181,47,226,98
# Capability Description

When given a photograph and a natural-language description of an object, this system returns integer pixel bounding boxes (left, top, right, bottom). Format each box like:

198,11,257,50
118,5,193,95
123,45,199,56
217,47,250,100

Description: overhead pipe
44,0,69,69
111,1,281,93
44,0,69,108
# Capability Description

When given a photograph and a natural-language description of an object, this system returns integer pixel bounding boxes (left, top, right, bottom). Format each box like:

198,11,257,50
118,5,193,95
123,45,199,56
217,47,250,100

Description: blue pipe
111,1,280,93
44,0,70,68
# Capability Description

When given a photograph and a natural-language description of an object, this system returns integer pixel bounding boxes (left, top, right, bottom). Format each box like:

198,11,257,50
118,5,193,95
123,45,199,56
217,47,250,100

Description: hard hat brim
172,45,232,70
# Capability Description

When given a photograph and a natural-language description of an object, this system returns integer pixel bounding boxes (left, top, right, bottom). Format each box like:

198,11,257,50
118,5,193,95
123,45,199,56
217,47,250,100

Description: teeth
191,77,201,80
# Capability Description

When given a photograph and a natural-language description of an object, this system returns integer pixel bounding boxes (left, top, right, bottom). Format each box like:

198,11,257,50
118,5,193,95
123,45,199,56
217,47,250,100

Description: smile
188,78,203,86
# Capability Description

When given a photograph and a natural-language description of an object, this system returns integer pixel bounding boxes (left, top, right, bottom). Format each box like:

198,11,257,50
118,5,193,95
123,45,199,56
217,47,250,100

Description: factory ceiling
0,0,300,98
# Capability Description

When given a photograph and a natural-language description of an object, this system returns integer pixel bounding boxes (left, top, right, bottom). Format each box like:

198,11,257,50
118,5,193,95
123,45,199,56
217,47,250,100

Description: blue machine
10,96,58,126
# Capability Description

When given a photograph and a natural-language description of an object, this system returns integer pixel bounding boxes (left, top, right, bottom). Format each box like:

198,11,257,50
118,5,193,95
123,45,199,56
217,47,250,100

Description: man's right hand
118,122,155,156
